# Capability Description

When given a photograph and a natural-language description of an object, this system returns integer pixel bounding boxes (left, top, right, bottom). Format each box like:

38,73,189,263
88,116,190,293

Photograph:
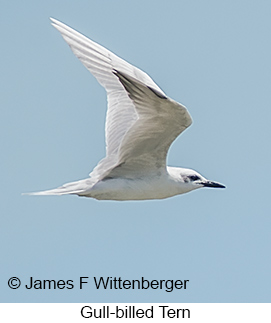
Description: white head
167,166,225,195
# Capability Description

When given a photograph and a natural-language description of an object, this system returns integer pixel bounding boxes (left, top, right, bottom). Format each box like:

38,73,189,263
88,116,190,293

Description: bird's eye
189,175,200,181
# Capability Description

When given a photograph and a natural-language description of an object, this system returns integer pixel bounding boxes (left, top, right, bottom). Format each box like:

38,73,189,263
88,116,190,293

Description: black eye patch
189,175,200,181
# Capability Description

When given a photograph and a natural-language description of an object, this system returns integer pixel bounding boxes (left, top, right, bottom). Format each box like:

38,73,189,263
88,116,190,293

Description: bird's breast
88,175,181,201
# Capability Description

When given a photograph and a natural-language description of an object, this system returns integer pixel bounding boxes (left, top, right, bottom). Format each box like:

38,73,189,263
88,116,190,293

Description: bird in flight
27,18,225,200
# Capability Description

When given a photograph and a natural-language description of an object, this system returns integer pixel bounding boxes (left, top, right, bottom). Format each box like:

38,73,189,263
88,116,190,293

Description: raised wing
103,71,192,178
50,18,166,179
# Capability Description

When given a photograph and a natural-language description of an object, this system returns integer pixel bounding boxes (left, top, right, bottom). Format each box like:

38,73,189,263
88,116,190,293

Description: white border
0,303,270,322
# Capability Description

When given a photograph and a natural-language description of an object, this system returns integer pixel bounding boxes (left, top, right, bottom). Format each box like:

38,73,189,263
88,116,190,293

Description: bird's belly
87,177,179,201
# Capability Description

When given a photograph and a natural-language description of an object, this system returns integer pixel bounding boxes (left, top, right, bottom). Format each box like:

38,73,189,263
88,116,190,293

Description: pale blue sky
1,0,271,302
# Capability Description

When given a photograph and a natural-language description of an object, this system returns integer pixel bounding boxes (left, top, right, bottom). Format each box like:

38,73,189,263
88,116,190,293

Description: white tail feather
23,178,95,196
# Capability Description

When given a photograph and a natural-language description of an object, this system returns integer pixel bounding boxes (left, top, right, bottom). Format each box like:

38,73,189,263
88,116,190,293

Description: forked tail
23,178,95,196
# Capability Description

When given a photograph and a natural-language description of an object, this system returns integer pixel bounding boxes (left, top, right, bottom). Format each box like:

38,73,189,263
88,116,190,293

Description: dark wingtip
147,86,167,99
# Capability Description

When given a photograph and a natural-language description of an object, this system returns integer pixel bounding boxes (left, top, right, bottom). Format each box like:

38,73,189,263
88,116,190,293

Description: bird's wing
50,18,167,180
103,70,192,178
